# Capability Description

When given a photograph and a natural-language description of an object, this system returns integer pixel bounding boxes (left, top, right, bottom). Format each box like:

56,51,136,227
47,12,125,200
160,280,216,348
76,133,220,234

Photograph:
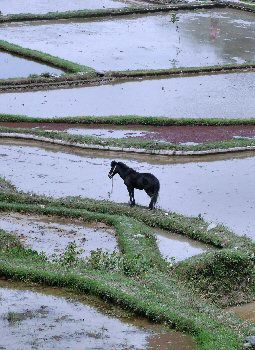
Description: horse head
108,161,118,179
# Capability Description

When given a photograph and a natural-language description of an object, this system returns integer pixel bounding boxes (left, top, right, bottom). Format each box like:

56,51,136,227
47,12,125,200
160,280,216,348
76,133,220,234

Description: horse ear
111,161,117,167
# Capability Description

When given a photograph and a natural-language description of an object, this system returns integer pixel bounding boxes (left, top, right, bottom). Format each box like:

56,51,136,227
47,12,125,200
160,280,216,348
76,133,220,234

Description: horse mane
117,162,136,173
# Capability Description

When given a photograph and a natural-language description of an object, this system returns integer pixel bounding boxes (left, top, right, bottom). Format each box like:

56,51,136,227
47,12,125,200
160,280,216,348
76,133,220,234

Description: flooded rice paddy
0,51,62,79
0,212,118,259
1,72,254,118
0,0,138,15
155,229,212,262
0,280,195,350
0,9,254,70
1,140,255,237
0,211,209,262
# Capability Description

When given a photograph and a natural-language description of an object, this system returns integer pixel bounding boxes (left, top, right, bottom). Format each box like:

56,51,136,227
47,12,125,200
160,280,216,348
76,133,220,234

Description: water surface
0,280,195,349
0,9,254,70
0,140,255,236
0,72,254,118
0,212,118,259
0,51,62,79
0,0,138,15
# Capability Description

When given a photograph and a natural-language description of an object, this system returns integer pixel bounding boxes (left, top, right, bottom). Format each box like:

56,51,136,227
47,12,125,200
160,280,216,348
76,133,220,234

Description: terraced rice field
0,1,255,349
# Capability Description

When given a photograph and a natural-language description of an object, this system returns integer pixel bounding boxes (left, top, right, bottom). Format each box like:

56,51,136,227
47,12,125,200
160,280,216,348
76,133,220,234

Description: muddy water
155,229,212,262
0,72,254,119
0,280,195,350
0,9,254,70
1,140,255,237
0,0,138,15
67,126,149,139
0,51,62,79
0,213,118,259
228,302,255,323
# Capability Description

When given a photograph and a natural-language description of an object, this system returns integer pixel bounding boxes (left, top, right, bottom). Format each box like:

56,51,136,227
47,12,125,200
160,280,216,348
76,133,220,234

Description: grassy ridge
0,3,221,23
3,124,255,155
0,183,253,251
0,40,97,75
107,63,255,78
0,201,251,349
1,113,255,125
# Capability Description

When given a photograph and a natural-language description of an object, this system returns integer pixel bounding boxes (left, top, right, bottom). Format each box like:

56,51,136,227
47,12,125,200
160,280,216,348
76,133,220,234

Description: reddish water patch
2,122,255,144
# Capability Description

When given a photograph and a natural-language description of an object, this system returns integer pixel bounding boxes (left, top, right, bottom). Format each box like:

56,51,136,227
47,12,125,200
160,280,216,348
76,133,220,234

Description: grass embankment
0,40,97,76
2,123,255,154
107,62,255,79
2,113,255,126
0,2,221,23
0,196,252,350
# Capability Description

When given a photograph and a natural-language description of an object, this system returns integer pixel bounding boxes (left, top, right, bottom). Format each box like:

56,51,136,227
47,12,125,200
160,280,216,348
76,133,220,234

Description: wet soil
0,0,140,15
4,122,255,144
227,301,255,323
155,229,212,262
0,9,254,71
0,280,195,349
0,72,254,119
0,51,62,79
0,212,118,259
1,139,255,237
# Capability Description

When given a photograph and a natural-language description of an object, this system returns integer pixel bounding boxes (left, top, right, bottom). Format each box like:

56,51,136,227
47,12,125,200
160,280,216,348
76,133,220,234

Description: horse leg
148,192,158,210
127,187,135,206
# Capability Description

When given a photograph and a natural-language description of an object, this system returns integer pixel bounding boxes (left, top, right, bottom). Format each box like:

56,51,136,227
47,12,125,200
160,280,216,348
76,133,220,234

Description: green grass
0,40,97,76
0,201,252,350
107,62,255,78
1,113,255,126
2,124,255,155
0,2,222,23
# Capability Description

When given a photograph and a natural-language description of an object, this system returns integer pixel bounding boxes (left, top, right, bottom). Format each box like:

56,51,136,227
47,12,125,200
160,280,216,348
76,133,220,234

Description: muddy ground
3,122,255,143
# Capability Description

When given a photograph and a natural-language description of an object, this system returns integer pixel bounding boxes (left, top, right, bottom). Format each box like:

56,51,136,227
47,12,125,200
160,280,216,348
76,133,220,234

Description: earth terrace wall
0,63,254,93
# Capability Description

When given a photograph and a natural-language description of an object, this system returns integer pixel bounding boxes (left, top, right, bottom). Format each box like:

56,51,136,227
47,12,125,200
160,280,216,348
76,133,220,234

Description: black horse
108,161,160,209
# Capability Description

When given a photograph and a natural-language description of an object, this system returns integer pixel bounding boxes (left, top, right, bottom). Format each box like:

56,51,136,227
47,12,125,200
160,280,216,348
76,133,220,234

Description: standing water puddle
0,0,139,15
0,72,254,119
155,229,212,262
0,51,62,79
0,212,118,259
66,127,149,139
0,9,254,70
0,280,196,349
1,140,255,236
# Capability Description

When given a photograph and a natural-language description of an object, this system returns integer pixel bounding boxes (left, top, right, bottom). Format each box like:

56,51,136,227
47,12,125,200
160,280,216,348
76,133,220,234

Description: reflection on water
0,212,118,259
1,140,255,237
155,229,212,262
0,51,62,79
0,72,254,119
0,0,133,15
0,9,254,70
0,280,195,350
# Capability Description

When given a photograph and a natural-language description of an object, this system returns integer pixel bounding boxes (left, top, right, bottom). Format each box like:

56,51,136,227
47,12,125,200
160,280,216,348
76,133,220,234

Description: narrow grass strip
0,188,253,252
1,113,255,126
0,40,97,75
0,3,223,23
107,63,255,78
